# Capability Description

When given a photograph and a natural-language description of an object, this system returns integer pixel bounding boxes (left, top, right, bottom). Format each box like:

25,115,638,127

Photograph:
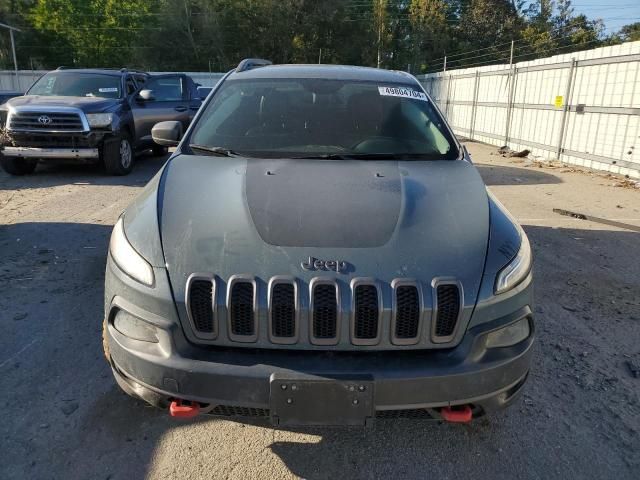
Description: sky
542,1,640,33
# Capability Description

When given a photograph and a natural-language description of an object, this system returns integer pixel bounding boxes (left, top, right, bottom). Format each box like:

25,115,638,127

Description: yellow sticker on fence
554,95,563,108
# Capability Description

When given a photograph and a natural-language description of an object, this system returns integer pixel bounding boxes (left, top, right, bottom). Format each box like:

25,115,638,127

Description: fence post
470,71,480,140
556,59,577,161
505,65,518,145
445,74,453,119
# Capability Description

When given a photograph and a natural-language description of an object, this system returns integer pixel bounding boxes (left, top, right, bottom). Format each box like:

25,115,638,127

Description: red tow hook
169,399,201,418
440,405,473,423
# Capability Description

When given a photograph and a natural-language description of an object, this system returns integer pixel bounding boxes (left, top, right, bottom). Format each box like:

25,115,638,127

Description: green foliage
0,0,636,72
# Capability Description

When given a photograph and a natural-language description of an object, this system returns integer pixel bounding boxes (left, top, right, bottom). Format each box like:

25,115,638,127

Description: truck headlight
86,113,113,128
494,228,532,294
109,217,154,286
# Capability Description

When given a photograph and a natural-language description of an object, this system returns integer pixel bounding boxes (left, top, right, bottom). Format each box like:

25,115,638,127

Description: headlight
86,113,113,128
109,217,154,286
486,317,530,348
494,228,532,294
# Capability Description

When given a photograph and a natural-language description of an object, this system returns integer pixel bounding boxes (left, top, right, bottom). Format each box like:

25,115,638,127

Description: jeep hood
159,154,490,307
5,95,119,113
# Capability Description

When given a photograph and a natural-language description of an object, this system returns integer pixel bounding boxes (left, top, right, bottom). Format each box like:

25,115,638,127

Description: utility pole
509,40,514,67
443,55,447,73
318,48,322,64
0,22,22,90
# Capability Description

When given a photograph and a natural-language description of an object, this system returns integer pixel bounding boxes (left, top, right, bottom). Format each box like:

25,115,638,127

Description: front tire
103,133,134,176
0,154,37,175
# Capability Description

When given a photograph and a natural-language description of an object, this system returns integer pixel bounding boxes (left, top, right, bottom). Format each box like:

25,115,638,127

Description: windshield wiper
188,144,241,157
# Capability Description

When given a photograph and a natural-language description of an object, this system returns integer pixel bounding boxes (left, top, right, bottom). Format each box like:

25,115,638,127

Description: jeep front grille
183,276,465,350
8,111,85,132
186,276,216,338
311,282,338,343
352,283,380,344
270,282,296,341
433,283,462,342
393,284,421,344
228,280,256,340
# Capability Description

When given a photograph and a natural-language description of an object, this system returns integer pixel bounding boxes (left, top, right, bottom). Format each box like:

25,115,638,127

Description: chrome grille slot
185,275,216,338
269,280,297,343
351,280,381,345
228,279,257,342
310,281,339,345
393,283,422,345
433,282,462,342
9,111,85,132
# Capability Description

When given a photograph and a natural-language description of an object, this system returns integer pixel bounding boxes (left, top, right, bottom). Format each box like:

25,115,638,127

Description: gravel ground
1,143,639,480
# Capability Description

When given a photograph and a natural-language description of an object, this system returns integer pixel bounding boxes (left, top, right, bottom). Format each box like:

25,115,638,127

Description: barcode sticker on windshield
99,87,118,93
378,86,428,101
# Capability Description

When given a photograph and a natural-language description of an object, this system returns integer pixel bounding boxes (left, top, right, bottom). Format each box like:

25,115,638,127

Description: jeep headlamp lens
109,217,154,286
486,318,530,348
86,113,113,128
495,229,532,294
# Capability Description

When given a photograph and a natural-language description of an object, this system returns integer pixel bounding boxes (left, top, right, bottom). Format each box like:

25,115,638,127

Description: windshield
28,72,122,99
189,78,458,159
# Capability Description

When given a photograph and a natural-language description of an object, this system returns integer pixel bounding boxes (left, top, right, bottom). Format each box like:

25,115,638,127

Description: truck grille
184,276,464,349
433,283,462,341
9,111,85,132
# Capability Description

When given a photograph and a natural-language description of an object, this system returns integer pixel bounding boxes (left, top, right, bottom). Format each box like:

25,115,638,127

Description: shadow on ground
475,163,562,186
0,151,168,190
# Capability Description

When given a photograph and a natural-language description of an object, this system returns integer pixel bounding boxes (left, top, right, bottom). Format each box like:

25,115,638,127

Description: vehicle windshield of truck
28,73,122,99
188,78,459,160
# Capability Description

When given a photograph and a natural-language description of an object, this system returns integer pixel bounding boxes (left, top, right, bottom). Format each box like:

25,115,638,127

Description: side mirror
197,86,212,100
152,121,183,147
137,89,154,101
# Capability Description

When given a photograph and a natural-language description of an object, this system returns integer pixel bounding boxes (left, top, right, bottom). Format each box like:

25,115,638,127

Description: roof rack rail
235,58,272,73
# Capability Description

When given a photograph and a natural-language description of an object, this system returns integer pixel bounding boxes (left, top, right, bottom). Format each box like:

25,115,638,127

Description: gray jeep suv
103,59,534,426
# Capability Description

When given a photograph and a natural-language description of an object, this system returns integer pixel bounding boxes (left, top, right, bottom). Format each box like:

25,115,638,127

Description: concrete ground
1,143,639,479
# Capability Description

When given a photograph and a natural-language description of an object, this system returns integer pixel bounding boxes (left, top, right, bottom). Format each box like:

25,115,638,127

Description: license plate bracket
270,374,374,426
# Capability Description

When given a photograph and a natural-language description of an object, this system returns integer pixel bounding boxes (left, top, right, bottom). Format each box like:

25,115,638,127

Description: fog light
486,318,530,348
113,310,159,343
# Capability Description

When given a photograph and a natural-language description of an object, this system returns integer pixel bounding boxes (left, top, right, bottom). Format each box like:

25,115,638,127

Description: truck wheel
152,144,168,157
0,155,37,175
103,133,134,176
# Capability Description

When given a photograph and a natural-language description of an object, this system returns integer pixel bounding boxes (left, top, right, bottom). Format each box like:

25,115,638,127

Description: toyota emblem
38,115,52,125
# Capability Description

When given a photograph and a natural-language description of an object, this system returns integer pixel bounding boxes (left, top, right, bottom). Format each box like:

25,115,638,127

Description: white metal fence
418,41,640,179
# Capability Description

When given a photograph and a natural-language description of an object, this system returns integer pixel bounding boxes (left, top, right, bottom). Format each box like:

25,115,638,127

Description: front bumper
106,298,534,423
2,146,99,159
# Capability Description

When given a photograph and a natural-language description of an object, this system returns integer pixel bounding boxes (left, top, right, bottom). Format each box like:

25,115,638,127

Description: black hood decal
245,160,401,248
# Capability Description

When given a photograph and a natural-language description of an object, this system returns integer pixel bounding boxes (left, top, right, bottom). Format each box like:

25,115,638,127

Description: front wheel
0,154,37,175
103,134,134,176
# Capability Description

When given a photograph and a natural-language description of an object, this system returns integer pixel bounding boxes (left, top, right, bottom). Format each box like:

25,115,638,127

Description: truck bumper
106,301,534,424
2,146,99,159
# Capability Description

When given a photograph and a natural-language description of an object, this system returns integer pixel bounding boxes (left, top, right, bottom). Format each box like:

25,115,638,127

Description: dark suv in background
0,68,203,175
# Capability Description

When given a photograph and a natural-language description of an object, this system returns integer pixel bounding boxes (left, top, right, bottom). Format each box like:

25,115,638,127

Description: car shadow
1,221,638,479
0,150,169,191
475,163,563,186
